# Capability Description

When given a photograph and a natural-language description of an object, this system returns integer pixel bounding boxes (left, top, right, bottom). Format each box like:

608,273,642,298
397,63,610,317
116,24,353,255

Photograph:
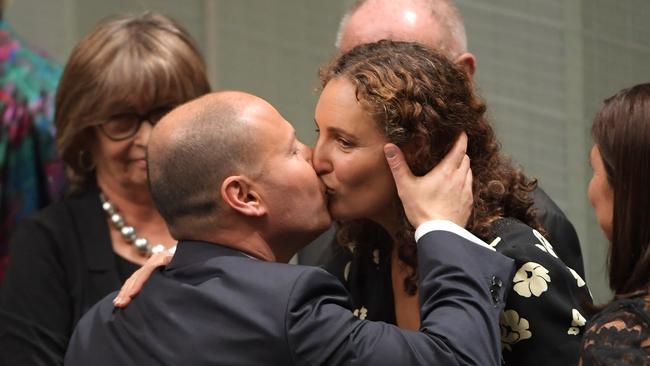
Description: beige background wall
7,0,650,303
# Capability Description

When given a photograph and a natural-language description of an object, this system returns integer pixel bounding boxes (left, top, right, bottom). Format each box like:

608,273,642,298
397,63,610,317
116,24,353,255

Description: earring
78,150,96,172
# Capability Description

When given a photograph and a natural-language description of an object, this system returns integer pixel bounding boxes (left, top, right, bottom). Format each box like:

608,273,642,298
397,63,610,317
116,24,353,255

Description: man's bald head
337,0,467,59
148,91,263,239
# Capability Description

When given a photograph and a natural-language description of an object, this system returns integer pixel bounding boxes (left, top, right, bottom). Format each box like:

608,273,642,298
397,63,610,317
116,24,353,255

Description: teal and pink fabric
0,21,64,281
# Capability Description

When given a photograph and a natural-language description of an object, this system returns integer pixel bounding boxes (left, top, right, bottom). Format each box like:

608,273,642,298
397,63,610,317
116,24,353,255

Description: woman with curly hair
314,40,591,365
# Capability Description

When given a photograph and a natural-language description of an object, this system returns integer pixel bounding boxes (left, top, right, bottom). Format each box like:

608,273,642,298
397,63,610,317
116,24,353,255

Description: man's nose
303,144,314,162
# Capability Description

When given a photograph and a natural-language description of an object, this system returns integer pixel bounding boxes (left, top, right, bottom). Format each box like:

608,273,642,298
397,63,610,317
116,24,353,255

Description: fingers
113,252,172,308
439,132,468,170
460,168,474,226
113,273,140,308
459,154,471,175
462,165,473,203
384,143,414,191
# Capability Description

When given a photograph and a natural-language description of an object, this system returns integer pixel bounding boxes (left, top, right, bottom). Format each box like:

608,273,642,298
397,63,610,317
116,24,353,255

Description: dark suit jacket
66,231,515,366
300,186,585,277
0,186,137,366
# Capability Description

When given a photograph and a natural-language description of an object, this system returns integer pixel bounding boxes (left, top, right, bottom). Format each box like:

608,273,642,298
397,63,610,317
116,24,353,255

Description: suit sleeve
286,230,515,366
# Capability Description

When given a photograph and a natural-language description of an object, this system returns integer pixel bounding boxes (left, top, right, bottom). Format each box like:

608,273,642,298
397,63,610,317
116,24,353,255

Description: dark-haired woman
0,12,210,364
314,40,591,365
579,83,650,365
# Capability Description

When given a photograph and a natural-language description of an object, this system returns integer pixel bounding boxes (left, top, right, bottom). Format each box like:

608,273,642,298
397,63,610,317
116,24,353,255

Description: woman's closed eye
337,137,355,150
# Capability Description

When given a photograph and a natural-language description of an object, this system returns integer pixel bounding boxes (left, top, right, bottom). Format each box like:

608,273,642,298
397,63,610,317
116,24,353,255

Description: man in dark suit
300,0,584,278
65,91,514,365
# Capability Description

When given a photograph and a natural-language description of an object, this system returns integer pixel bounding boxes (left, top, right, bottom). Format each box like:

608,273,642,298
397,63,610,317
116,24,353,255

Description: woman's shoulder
488,217,588,297
25,187,100,225
488,218,572,267
488,218,545,247
587,295,650,333
581,295,650,365
13,187,103,248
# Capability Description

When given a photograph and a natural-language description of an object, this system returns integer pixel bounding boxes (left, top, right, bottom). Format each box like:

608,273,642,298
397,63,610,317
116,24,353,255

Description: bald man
301,0,585,282
65,91,514,365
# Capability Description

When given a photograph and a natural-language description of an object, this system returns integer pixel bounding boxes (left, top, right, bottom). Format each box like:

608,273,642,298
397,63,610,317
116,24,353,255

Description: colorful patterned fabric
0,21,64,281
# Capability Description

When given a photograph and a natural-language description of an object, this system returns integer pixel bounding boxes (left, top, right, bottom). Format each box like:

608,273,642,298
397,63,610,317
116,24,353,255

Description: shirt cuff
414,220,495,251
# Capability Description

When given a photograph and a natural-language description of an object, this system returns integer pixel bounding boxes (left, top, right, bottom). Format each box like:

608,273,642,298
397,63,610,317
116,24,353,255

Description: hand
112,252,173,308
384,133,473,228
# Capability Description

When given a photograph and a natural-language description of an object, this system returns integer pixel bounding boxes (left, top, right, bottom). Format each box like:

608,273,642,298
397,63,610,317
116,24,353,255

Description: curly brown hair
320,40,541,295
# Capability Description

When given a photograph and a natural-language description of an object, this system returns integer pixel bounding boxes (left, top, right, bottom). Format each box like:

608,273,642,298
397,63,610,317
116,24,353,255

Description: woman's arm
495,222,592,366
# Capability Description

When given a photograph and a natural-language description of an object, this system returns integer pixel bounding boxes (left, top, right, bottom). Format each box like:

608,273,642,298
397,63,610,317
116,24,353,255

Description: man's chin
314,216,333,237
299,217,333,245
327,206,351,222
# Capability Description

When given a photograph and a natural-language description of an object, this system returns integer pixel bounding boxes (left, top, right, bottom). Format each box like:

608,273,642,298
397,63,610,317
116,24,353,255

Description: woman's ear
221,176,267,217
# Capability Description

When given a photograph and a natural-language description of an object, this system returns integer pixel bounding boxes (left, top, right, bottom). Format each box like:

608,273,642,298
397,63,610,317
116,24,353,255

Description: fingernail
113,297,122,306
384,146,396,158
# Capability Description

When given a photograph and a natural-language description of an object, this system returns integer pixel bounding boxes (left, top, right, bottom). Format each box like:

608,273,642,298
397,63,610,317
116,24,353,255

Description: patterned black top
580,295,650,365
325,218,592,366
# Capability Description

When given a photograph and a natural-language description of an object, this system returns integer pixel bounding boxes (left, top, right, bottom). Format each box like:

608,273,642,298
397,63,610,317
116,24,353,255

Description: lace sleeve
580,298,650,365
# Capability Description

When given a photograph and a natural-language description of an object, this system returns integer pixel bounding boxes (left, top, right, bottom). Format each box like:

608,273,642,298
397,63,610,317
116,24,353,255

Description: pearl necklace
99,193,175,257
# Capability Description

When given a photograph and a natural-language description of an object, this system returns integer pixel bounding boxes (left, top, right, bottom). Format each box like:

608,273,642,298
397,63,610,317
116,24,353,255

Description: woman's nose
134,120,154,145
311,140,332,175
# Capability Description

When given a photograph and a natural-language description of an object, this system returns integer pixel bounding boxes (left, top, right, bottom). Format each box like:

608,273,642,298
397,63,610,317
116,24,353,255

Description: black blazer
66,231,515,366
0,186,135,366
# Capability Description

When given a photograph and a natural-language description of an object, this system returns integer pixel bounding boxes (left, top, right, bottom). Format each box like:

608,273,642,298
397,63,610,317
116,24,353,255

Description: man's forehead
243,101,294,139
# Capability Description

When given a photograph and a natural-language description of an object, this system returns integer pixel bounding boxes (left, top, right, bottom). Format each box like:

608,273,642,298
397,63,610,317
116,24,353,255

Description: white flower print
353,306,368,320
343,261,351,282
500,310,532,351
489,237,502,248
568,268,586,288
567,308,586,335
532,229,559,258
513,262,551,298
372,249,380,265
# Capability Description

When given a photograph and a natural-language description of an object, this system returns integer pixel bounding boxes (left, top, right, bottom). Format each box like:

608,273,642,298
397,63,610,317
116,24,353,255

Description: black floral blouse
325,218,592,366
580,295,650,365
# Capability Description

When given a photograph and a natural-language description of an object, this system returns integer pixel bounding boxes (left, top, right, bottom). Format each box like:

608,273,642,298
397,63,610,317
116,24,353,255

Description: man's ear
221,176,267,217
455,52,477,79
